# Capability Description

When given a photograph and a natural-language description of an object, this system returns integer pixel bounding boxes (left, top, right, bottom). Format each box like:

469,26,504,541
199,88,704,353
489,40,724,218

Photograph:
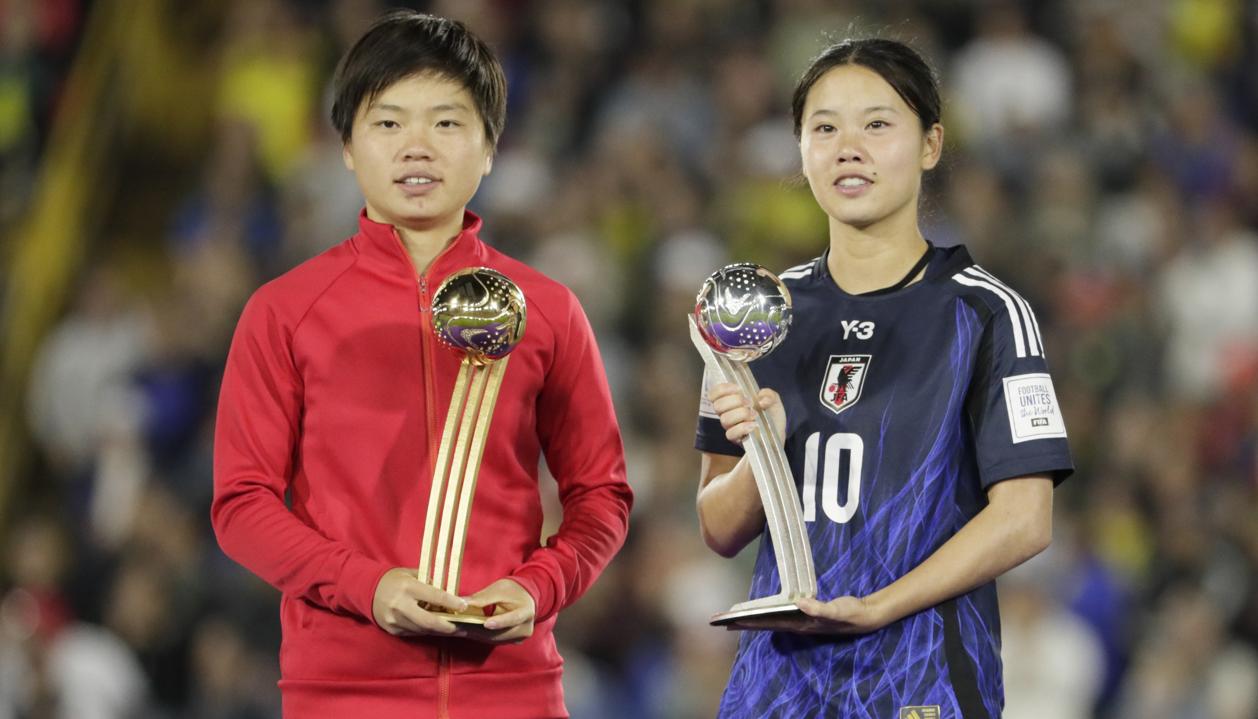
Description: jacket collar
352,209,487,281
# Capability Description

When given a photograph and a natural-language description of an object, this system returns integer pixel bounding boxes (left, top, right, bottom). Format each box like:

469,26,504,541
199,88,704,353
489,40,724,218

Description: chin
385,204,447,227
829,196,916,232
827,209,883,229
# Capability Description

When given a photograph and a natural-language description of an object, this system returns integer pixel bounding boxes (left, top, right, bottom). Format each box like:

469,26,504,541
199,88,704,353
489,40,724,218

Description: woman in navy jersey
695,39,1074,718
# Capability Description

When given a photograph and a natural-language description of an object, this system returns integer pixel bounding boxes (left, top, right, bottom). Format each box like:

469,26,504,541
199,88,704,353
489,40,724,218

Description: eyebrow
808,105,902,119
430,102,472,113
367,102,472,113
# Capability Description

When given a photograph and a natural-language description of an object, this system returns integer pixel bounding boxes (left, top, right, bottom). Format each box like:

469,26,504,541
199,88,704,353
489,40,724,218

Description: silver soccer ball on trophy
432,268,527,363
693,263,793,362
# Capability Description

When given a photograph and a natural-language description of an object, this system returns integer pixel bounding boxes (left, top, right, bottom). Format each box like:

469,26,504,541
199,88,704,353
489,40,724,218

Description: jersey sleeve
964,296,1075,488
694,365,745,456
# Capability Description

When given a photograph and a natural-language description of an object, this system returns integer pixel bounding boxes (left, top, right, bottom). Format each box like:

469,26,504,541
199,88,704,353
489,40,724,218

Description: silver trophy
419,268,526,628
690,263,817,629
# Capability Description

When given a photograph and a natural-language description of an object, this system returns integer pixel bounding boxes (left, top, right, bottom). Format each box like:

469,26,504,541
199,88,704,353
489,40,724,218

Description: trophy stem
419,356,512,598
431,360,492,592
444,357,509,594
419,360,474,585
729,361,817,600
688,318,817,620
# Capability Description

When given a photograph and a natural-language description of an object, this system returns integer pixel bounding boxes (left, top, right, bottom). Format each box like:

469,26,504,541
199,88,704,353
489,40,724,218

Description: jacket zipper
404,229,458,719
419,273,439,457
417,272,451,719
438,645,452,719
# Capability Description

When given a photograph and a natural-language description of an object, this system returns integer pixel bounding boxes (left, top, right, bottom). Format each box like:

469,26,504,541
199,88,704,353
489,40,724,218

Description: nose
836,146,865,164
830,123,866,164
400,128,436,162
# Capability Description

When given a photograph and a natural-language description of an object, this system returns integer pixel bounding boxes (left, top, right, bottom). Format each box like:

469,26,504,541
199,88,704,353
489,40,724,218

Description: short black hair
791,38,941,137
331,10,507,146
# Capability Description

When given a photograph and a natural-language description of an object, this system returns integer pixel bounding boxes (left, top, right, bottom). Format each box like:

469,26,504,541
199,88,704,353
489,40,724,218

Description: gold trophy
418,268,526,627
690,263,818,630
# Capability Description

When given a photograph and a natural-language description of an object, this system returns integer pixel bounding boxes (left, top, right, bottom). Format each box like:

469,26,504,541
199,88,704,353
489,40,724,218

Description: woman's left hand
793,595,888,634
462,578,536,643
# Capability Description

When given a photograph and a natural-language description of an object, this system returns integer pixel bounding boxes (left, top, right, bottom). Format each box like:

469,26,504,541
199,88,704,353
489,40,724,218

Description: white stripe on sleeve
968,266,1044,356
952,271,1031,358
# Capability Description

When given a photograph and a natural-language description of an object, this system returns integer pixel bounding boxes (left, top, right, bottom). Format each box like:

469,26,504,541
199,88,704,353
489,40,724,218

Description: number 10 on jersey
802,432,863,524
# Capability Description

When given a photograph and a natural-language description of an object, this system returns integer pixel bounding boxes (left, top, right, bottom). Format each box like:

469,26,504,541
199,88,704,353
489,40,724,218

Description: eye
436,119,462,128
814,123,835,134
867,120,890,130
374,120,400,129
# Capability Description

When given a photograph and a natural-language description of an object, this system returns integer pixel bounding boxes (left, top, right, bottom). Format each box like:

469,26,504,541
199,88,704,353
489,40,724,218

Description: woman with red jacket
211,11,632,718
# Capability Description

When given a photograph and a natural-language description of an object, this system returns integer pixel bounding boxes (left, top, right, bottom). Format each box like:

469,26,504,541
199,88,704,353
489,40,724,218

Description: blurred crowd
3,0,1257,717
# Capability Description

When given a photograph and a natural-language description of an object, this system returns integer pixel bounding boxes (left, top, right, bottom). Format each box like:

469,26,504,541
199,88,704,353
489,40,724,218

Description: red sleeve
211,290,391,621
508,294,633,622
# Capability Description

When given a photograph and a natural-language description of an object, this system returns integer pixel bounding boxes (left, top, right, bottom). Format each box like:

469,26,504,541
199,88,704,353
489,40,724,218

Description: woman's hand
463,578,536,644
371,567,468,637
794,595,888,634
708,382,786,445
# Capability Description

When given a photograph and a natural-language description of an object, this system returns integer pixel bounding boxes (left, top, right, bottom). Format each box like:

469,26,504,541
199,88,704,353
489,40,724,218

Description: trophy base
711,602,803,628
711,601,835,633
429,610,507,640
430,611,490,625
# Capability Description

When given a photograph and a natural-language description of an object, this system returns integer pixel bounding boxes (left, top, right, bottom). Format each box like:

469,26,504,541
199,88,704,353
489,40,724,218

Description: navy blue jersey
695,245,1073,719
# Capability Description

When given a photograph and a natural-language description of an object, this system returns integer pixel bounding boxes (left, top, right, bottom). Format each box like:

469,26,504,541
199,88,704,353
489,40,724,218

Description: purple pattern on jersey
717,301,999,718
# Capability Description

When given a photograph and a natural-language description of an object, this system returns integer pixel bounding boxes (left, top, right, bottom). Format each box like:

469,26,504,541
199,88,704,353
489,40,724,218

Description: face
799,64,942,232
343,73,493,231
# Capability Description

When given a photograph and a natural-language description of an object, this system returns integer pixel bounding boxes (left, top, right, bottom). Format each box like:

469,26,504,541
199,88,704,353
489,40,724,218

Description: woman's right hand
708,382,786,446
371,567,468,637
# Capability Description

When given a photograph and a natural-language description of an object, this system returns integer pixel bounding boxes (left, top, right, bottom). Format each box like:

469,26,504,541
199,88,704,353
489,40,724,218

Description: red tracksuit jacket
212,210,633,718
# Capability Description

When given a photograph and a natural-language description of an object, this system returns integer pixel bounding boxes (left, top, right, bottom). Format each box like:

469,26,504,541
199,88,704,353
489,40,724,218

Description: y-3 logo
841,320,875,340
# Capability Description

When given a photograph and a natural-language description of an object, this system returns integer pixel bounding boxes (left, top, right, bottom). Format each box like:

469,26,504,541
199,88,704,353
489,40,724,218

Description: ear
921,123,944,171
342,143,355,172
483,148,494,177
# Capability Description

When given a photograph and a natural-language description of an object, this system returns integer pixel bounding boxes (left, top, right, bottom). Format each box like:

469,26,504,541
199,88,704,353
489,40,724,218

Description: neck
375,210,467,276
825,206,929,295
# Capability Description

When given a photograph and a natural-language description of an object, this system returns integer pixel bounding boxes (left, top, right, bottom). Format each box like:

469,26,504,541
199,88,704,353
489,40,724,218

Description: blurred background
1,0,1256,717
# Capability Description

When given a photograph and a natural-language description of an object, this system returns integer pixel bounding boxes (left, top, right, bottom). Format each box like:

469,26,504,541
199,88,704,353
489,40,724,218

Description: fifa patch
1002,373,1067,443
819,355,870,414
899,707,941,719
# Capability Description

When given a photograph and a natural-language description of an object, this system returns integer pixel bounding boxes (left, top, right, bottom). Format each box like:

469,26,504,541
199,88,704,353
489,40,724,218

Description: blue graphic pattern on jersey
718,302,988,718
959,588,1003,718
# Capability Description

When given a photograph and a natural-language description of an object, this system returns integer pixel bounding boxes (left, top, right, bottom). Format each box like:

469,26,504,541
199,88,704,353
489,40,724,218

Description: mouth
833,174,873,188
395,170,440,184
833,173,874,196
395,172,440,194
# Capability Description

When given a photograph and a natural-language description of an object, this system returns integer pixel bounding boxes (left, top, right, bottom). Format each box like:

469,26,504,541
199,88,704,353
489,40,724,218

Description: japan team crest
820,354,871,414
